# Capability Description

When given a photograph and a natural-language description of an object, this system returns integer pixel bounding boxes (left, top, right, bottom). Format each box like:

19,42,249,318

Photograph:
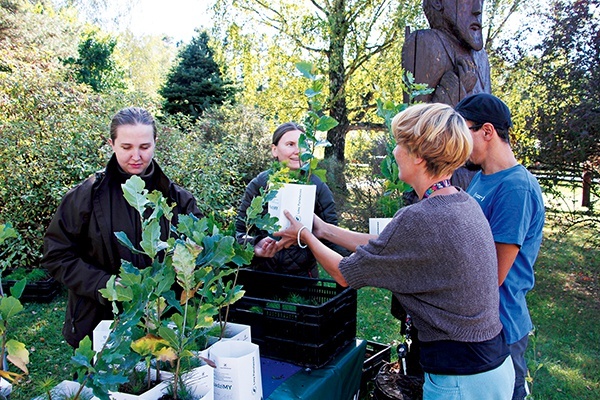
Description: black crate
227,269,357,368
2,277,61,303
360,340,392,395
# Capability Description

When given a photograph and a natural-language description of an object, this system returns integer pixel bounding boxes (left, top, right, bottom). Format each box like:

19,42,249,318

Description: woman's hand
274,209,305,250
311,214,326,239
254,237,278,258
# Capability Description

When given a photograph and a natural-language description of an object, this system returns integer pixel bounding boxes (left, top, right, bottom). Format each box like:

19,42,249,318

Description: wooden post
582,170,592,207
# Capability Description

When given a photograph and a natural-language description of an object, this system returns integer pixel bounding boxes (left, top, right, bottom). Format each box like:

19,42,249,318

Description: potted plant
0,222,30,399
267,61,337,232
1,266,61,303
0,221,60,303
48,175,255,400
369,72,433,234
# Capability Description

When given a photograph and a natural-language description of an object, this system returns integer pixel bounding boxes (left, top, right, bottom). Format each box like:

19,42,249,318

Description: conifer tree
160,31,237,119
65,28,125,92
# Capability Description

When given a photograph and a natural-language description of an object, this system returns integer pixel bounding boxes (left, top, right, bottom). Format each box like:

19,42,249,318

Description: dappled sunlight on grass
545,361,600,396
525,221,600,399
356,287,403,356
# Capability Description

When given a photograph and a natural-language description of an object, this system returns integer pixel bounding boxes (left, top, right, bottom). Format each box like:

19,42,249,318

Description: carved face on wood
446,0,484,50
426,0,485,51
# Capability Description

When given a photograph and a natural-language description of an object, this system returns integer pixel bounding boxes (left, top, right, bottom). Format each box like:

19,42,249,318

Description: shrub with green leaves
0,55,156,272
157,106,272,222
70,176,255,400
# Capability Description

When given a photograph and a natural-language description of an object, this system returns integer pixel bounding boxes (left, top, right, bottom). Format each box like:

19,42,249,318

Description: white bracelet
297,226,308,248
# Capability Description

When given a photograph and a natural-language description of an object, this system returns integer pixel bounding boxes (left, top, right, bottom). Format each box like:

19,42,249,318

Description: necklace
422,179,452,198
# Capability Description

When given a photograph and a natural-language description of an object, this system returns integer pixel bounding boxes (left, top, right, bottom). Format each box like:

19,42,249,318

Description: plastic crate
2,277,61,303
227,269,357,368
360,340,392,395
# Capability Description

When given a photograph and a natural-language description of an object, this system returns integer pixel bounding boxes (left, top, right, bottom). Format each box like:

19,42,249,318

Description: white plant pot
108,380,170,400
268,183,317,231
33,380,94,400
368,218,393,235
207,322,251,347
109,364,213,400
0,377,12,399
208,340,262,400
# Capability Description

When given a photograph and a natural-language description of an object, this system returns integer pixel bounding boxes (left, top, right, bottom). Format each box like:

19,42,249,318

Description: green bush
0,59,157,270
157,105,272,224
0,75,273,269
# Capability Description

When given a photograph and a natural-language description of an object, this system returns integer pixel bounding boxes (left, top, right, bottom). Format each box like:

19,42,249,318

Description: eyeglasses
468,124,483,131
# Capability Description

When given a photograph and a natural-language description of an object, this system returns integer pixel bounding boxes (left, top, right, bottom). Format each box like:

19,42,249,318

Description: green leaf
0,223,18,245
231,242,256,266
312,79,324,94
177,215,208,246
148,190,174,222
296,61,315,80
158,326,179,348
114,232,146,255
315,116,339,132
198,235,235,268
312,168,328,183
0,296,23,320
9,278,26,299
73,336,96,368
99,275,134,302
305,88,319,98
140,219,168,259
246,196,265,221
300,152,314,163
121,175,149,214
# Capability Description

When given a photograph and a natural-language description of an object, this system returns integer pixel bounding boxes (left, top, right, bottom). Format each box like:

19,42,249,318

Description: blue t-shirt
467,165,545,344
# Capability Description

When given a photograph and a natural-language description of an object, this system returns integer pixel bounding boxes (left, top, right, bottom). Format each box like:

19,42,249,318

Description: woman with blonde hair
276,103,514,399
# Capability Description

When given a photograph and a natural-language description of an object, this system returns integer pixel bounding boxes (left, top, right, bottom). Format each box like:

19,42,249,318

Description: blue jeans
509,334,530,400
423,355,515,400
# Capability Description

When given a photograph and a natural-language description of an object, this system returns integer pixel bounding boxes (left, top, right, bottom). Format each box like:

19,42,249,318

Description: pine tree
64,28,125,92
160,31,237,119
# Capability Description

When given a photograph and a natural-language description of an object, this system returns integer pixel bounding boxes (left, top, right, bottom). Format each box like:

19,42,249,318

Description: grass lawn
5,221,600,399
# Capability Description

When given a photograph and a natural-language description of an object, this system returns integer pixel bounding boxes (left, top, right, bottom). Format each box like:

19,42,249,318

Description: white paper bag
369,218,392,235
93,320,113,353
207,322,252,347
209,340,262,400
268,183,316,231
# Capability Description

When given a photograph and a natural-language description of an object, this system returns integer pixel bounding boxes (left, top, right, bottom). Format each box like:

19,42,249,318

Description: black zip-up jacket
235,170,349,277
42,155,202,347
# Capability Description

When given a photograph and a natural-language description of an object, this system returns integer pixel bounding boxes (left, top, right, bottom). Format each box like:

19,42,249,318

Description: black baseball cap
455,93,513,131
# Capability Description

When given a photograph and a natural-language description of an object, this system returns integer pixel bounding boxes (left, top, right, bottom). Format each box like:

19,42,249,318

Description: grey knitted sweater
340,189,502,343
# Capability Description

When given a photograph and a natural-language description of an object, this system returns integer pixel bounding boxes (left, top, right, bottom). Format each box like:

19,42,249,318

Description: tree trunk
325,0,349,193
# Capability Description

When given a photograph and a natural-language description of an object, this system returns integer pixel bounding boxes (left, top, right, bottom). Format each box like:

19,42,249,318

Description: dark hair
109,107,157,142
272,122,305,145
495,129,510,143
455,93,513,144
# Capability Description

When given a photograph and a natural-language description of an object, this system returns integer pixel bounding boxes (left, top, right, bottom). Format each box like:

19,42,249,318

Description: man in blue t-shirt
455,93,545,400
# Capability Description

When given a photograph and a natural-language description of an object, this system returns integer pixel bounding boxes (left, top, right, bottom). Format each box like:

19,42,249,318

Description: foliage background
1,0,599,398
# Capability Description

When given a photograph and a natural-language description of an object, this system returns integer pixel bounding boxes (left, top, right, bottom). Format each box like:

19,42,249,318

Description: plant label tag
369,218,393,235
268,183,316,232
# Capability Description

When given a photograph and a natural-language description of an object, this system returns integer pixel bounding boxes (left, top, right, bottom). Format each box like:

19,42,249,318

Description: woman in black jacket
42,107,202,348
235,122,346,277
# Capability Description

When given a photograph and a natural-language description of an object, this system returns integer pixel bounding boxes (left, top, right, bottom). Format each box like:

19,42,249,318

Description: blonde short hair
392,103,473,178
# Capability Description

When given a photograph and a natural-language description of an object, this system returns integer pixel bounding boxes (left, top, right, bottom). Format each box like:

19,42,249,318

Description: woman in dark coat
42,107,202,348
235,122,346,277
